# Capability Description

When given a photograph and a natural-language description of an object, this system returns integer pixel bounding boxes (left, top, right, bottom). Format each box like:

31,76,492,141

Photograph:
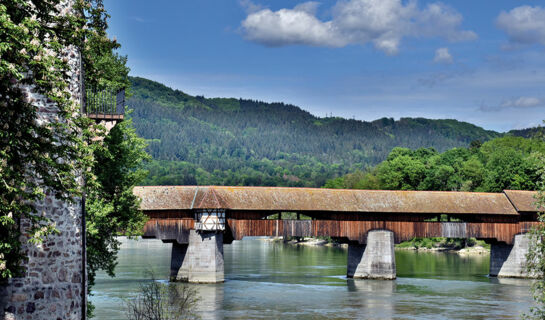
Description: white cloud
294,2,320,15
240,0,476,54
239,0,264,13
497,6,545,46
241,4,345,47
433,47,453,64
480,96,544,112
501,96,543,108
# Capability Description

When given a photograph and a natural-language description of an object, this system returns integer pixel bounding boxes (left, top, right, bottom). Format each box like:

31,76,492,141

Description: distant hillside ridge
128,76,509,187
508,127,545,139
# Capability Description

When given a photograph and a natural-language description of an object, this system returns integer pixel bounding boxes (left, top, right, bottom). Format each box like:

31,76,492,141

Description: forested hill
128,76,501,187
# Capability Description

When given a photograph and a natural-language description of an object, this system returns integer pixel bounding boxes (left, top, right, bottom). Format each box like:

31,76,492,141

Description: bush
125,277,200,320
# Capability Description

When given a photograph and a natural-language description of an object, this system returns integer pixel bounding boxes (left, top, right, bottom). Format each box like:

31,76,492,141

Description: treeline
128,76,505,187
324,136,545,192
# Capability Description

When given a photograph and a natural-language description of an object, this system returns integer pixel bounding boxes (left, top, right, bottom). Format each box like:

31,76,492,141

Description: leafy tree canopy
325,136,545,192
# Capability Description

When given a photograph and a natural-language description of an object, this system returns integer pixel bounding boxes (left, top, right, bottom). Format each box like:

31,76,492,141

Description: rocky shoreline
261,237,490,254
395,245,489,255
261,237,349,248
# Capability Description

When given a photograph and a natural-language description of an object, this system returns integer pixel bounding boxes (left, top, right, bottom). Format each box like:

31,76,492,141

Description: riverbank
396,244,489,255
263,236,490,254
396,237,490,255
261,237,349,248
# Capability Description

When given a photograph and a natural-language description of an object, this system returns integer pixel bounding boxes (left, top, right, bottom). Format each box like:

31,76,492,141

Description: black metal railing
84,87,125,116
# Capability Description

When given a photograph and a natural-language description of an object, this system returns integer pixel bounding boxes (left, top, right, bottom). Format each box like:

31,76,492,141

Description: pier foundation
170,242,188,281
171,230,224,283
489,234,536,278
347,230,396,280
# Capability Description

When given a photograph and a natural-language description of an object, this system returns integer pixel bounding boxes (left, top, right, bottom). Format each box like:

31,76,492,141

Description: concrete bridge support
171,230,224,283
347,230,396,280
170,242,188,281
489,234,536,278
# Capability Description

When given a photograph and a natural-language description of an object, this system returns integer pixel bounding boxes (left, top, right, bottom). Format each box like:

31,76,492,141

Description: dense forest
128,76,536,187
325,136,545,192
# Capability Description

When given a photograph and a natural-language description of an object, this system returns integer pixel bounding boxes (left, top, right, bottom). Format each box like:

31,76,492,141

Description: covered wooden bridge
133,186,542,283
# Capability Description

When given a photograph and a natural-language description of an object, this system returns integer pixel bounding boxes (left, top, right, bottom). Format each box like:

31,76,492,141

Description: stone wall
1,1,85,319
2,197,83,320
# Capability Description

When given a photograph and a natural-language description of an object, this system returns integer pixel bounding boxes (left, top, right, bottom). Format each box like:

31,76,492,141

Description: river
90,238,534,319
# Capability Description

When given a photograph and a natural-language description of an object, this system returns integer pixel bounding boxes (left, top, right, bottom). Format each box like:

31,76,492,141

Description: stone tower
1,1,86,319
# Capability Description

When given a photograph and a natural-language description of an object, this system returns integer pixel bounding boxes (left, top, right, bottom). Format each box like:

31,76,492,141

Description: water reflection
192,284,224,320
396,250,491,281
347,279,396,319
90,238,535,320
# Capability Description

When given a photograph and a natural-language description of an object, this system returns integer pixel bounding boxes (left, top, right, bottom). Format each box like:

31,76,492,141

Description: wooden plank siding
142,218,541,245
136,186,543,245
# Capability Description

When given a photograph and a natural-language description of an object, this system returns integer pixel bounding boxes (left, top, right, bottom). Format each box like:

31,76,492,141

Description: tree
1,0,149,316
86,116,150,291
375,149,429,190
0,0,92,280
524,128,545,319
79,1,150,317
324,136,545,193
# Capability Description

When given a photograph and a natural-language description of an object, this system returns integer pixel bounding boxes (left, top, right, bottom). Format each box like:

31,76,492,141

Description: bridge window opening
424,214,462,222
266,212,311,220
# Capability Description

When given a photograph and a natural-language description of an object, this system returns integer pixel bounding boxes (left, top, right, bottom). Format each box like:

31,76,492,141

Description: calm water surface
91,238,534,319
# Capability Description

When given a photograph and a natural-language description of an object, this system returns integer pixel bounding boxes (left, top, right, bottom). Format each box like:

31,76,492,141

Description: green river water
90,238,534,319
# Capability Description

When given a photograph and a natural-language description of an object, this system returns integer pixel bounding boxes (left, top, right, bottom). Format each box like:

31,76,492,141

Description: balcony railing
84,87,125,120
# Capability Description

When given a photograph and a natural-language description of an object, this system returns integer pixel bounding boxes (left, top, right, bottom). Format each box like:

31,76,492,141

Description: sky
104,0,545,132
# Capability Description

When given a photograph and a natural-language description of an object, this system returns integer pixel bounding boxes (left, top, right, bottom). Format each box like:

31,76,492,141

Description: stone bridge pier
165,227,538,284
347,230,396,280
170,230,224,283
169,209,226,283
345,231,537,280
489,234,536,278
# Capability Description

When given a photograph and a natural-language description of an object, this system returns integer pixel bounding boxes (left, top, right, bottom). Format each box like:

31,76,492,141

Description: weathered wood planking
143,219,541,245
143,218,194,243
136,186,543,245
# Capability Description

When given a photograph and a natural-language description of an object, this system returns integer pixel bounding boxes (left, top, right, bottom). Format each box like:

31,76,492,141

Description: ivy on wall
0,0,93,279
0,3,149,310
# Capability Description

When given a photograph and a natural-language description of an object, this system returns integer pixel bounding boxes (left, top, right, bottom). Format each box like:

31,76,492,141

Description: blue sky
104,0,545,132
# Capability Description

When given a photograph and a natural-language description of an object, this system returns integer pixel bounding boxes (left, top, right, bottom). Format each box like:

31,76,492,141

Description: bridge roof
504,190,541,213
133,186,531,215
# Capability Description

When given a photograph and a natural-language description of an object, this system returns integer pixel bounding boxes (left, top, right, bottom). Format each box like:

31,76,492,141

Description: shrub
125,277,200,320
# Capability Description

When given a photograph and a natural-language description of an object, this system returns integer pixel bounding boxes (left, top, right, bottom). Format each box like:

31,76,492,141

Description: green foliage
523,144,545,319
396,237,488,250
0,0,96,279
326,136,545,192
81,1,129,92
86,116,150,289
79,1,150,317
128,77,501,188
0,0,149,315
125,276,200,320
